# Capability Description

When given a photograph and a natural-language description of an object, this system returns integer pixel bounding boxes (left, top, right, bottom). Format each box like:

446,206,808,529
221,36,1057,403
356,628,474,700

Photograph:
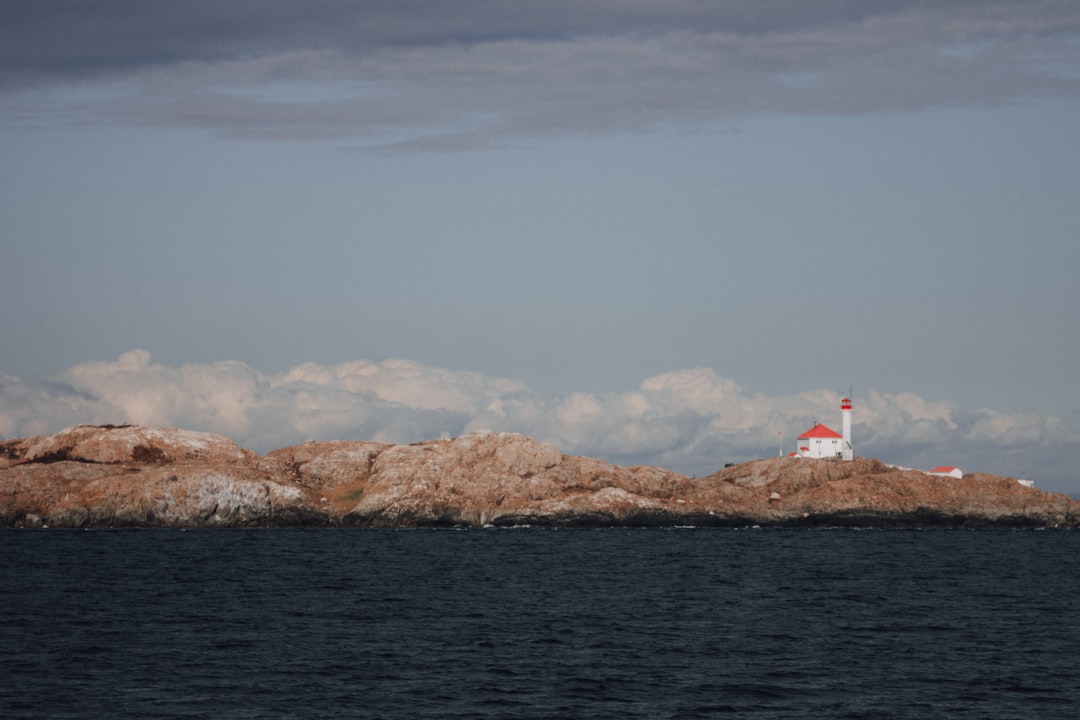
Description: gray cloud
2,351,1077,491
4,2,1078,148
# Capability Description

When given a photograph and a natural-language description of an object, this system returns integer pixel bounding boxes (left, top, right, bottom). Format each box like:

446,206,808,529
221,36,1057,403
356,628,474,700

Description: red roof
932,466,959,473
798,423,843,439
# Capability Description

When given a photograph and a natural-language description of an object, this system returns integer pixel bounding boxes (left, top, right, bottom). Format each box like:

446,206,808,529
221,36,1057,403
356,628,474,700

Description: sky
2,1,1079,491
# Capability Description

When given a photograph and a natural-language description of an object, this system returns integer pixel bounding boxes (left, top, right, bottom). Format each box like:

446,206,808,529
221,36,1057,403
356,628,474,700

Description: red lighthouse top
841,398,852,411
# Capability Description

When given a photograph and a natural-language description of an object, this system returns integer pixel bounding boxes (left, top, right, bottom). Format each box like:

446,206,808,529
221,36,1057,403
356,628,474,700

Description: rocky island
2,424,1077,528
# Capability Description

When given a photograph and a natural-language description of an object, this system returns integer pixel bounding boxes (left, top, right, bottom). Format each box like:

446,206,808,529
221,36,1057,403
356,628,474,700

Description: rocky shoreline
2,424,1077,528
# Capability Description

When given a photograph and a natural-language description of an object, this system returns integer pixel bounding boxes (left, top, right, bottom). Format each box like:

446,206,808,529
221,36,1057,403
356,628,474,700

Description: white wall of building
799,436,843,459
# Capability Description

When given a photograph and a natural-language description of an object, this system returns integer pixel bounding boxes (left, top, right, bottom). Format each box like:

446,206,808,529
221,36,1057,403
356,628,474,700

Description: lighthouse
840,397,853,461
794,396,855,461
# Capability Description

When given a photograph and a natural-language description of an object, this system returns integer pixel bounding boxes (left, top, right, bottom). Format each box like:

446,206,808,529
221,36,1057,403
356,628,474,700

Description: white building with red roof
795,398,854,460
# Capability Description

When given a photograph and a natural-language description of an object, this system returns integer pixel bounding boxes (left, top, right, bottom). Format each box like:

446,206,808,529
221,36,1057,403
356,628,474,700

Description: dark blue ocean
3,528,1078,719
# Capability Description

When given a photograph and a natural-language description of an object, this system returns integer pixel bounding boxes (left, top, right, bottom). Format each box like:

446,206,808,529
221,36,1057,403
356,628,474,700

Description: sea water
2,528,1078,719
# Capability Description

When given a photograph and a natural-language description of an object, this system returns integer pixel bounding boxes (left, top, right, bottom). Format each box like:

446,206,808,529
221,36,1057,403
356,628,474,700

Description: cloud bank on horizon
4,1,1079,149
2,350,1076,492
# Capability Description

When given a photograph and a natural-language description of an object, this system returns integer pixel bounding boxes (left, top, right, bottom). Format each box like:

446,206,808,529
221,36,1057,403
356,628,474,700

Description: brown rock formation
0,425,317,527
2,425,1077,528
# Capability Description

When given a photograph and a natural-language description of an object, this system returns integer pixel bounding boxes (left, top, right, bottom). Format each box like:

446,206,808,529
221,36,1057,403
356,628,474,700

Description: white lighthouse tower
840,397,853,461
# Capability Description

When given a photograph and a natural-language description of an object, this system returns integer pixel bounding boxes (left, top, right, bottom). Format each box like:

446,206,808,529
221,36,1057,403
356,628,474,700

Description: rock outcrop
2,424,1077,528
0,425,317,528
